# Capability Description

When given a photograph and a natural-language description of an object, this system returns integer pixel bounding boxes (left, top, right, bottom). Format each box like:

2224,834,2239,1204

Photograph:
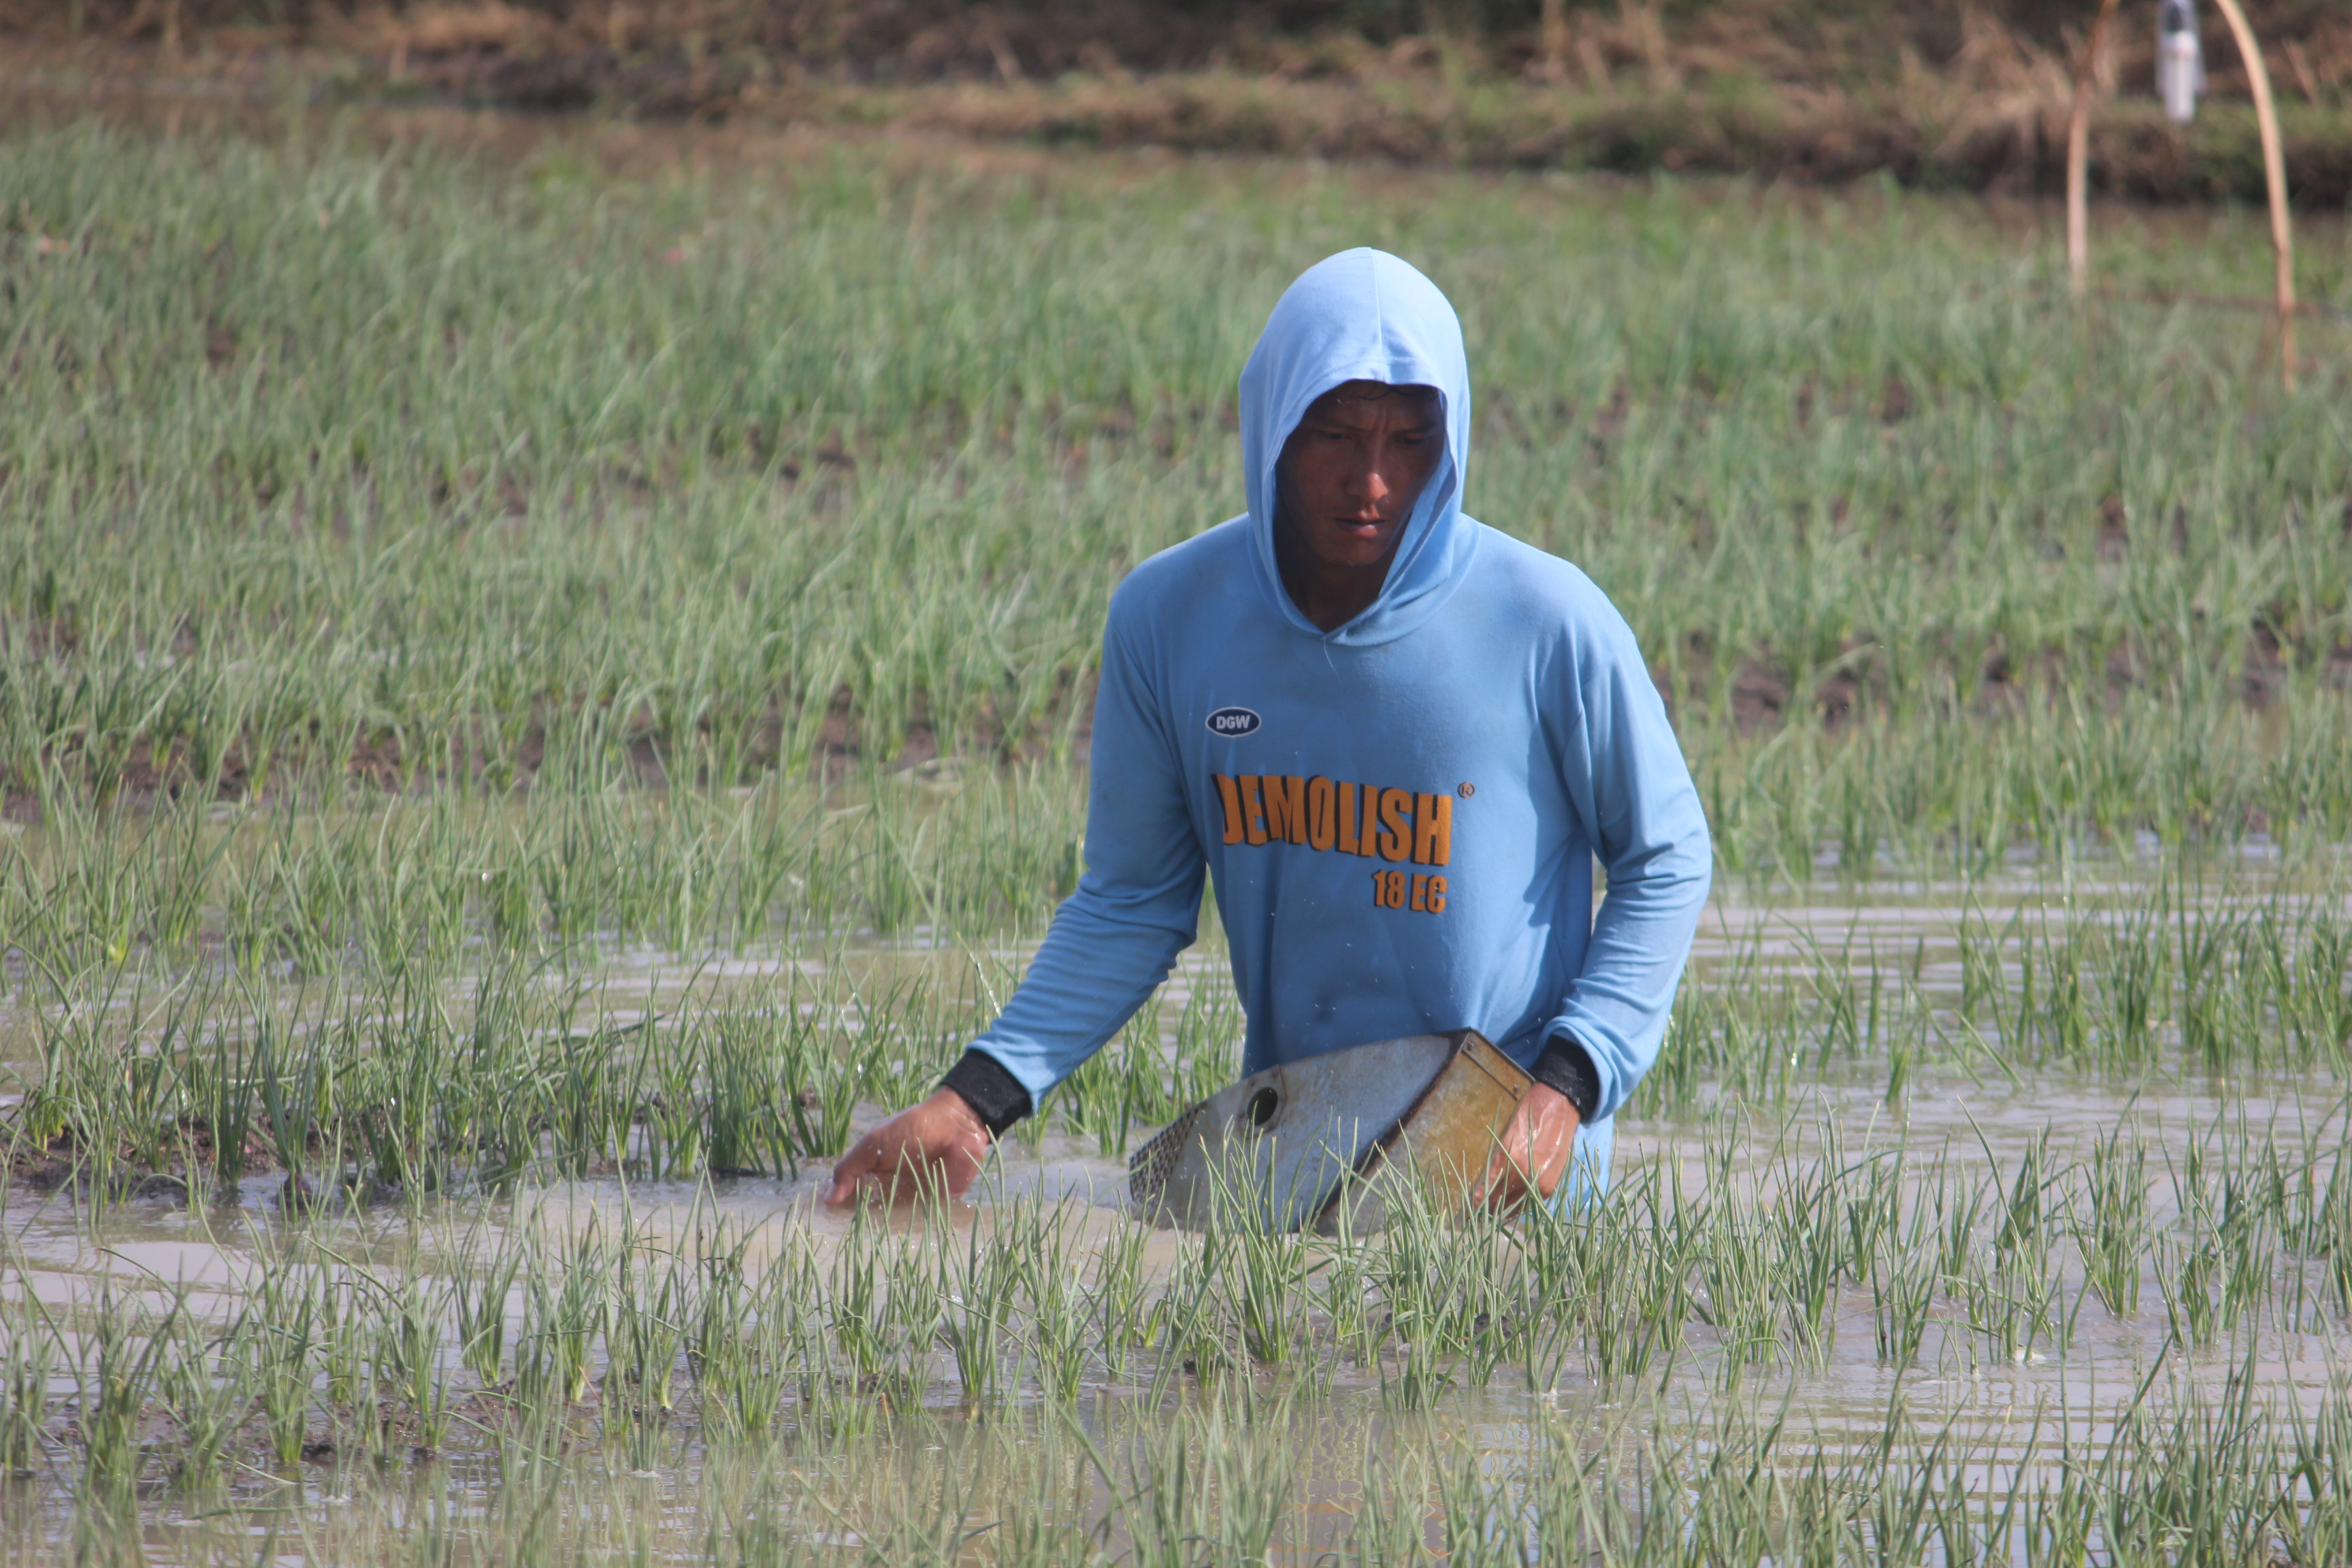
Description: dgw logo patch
1205,706,1262,737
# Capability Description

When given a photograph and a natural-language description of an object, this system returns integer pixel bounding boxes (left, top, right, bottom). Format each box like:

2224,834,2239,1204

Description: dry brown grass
3,1,2348,200
357,2,549,54
7,1,2348,88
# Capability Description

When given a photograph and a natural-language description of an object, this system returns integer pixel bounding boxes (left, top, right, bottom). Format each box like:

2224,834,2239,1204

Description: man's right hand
1472,1080,1580,1215
822,1088,992,1207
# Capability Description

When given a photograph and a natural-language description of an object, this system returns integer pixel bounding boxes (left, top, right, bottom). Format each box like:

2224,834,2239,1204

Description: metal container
1126,1028,1532,1235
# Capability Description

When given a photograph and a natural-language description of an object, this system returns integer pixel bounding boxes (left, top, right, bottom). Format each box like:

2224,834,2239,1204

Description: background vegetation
5,118,2349,868
9,0,2347,84
7,0,2352,197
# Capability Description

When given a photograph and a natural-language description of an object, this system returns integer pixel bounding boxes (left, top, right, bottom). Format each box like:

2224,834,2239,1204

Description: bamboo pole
2065,0,2123,296
2207,0,2298,390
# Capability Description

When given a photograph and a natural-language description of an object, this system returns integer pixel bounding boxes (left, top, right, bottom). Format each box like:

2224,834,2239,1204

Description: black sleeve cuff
1530,1034,1601,1123
940,1049,1032,1139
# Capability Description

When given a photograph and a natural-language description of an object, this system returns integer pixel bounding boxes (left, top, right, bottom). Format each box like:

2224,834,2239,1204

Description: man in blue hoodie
826,248,1712,1212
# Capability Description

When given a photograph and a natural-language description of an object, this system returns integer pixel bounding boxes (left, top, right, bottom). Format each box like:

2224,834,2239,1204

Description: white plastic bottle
2157,0,2206,124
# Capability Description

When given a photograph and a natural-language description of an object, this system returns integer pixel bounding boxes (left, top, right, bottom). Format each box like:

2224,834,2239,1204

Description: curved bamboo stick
2066,0,2123,297
2208,0,2298,390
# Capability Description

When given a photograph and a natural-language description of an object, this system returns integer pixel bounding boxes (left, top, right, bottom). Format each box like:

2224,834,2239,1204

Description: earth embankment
7,0,2351,202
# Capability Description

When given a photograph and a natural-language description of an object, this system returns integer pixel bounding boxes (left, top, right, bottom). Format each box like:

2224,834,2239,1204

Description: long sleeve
965,601,1207,1105
1539,608,1712,1124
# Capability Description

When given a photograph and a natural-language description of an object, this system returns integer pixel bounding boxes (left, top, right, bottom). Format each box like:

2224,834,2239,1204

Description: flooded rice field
10,855,2352,1565
9,100,2352,1562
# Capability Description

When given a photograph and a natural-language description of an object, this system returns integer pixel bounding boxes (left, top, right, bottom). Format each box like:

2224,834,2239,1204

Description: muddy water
6,868,2351,1560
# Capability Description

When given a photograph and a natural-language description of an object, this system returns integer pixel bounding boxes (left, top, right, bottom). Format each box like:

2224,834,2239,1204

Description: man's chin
1309,533,1401,569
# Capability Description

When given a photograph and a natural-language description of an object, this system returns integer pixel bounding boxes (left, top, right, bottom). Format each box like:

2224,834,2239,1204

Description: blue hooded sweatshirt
965,248,1712,1192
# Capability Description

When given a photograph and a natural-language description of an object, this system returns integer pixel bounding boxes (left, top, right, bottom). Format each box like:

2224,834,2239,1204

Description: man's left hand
1474,1081,1580,1213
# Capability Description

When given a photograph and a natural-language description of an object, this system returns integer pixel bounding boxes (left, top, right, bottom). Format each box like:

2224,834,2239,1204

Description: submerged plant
0,1288,59,1477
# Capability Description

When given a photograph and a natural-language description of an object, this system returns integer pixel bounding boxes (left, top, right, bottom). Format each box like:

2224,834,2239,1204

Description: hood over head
1239,248,1477,646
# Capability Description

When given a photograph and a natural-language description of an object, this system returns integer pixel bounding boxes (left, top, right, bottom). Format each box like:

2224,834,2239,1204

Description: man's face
1273,380,1446,572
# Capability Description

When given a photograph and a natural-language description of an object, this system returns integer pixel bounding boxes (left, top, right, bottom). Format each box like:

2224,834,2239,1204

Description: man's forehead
1304,380,1442,416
